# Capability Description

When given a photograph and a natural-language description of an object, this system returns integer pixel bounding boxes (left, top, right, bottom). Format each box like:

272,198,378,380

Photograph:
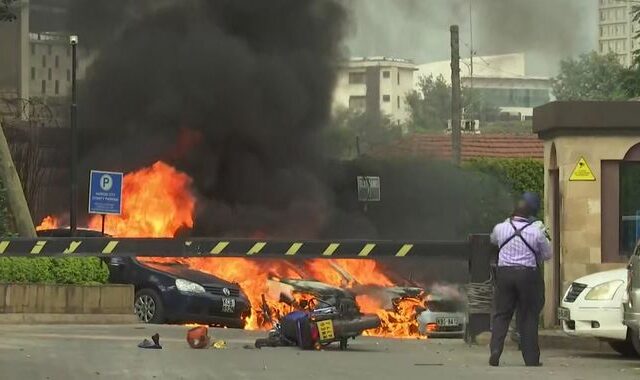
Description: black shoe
151,333,162,349
489,355,499,367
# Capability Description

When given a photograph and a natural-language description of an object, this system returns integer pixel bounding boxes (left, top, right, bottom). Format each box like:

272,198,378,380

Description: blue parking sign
88,170,123,215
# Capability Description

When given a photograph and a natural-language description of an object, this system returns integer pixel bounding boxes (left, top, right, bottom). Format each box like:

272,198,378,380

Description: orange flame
356,295,424,338
37,161,424,338
88,161,195,237
36,215,60,231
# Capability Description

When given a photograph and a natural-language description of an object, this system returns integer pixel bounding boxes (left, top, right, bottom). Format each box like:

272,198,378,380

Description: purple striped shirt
490,217,552,268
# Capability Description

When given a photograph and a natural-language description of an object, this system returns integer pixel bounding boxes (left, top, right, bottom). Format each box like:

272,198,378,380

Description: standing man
510,211,551,348
489,192,552,367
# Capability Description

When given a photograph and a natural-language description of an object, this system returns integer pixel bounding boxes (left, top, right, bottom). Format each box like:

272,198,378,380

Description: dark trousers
490,266,542,366
511,271,545,346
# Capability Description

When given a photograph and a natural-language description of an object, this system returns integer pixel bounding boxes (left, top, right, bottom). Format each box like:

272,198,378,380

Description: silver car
417,293,466,337
623,242,640,354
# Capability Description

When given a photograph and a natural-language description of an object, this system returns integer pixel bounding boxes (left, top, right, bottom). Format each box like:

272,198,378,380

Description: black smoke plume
72,0,348,238
66,0,512,240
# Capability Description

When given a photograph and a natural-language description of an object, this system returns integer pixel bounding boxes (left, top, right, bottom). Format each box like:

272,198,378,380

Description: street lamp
69,35,78,236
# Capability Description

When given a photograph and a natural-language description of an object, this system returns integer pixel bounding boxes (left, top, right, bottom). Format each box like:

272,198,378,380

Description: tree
405,74,500,132
405,75,451,132
323,107,402,159
552,52,630,101
463,88,501,123
0,0,17,22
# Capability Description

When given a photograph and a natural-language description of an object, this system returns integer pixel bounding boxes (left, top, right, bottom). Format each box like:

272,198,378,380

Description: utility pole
69,35,78,236
469,0,474,90
0,122,36,237
450,25,462,166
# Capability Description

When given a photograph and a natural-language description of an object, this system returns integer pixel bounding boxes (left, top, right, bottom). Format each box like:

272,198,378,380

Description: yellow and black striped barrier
0,238,470,259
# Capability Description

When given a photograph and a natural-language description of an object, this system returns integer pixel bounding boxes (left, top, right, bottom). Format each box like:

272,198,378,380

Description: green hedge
0,257,109,285
464,158,544,214
0,181,109,284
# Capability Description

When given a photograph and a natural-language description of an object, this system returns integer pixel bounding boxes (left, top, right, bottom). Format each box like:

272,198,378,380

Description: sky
344,0,598,76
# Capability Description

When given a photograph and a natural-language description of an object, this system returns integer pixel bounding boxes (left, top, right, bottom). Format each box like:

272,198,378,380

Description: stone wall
548,136,637,288
0,283,136,324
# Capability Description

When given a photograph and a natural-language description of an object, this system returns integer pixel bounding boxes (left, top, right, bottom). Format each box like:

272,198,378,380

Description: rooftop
342,56,416,69
534,101,640,139
370,133,544,161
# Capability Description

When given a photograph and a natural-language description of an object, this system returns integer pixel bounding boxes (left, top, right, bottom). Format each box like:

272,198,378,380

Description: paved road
0,325,638,380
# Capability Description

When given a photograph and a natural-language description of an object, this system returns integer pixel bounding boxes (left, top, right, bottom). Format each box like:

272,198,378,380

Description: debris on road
138,333,162,349
211,340,227,349
187,326,210,349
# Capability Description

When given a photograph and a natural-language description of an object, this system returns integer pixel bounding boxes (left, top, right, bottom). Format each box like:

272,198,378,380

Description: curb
537,333,614,352
472,331,615,353
0,313,139,324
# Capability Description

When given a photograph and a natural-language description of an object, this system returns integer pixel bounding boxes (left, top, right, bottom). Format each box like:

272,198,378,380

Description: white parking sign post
89,170,123,236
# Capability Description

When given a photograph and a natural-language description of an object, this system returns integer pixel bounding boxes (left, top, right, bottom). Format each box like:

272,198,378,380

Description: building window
30,67,35,80
30,43,35,55
67,69,70,81
600,10,605,22
349,96,366,111
47,45,52,55
41,80,46,94
48,68,52,80
382,71,390,79
397,96,400,109
42,55,46,67
55,80,59,95
55,55,59,68
348,72,365,84
382,95,391,102
619,163,640,256
397,72,400,85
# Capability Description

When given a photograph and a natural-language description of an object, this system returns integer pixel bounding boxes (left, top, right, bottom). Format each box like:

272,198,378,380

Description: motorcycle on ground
254,293,381,350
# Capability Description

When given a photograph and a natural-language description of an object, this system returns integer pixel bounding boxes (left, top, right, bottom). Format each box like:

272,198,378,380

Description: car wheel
608,340,638,357
631,328,640,356
134,289,165,324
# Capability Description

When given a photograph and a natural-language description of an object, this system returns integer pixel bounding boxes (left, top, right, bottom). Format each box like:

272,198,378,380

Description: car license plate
316,319,335,341
557,307,570,321
221,298,235,313
436,317,459,327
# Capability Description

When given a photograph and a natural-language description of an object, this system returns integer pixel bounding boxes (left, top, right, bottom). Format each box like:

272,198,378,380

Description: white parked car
558,268,638,356
417,293,466,338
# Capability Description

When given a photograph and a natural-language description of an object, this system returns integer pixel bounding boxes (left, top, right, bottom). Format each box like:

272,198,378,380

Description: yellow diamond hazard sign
569,157,596,181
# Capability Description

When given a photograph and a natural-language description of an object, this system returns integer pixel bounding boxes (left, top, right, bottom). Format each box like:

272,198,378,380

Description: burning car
417,288,467,338
265,274,427,337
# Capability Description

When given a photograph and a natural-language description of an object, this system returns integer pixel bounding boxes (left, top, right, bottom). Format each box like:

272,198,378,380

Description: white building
29,32,73,98
416,53,553,120
333,57,417,124
0,0,29,101
598,0,637,66
0,0,84,105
